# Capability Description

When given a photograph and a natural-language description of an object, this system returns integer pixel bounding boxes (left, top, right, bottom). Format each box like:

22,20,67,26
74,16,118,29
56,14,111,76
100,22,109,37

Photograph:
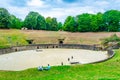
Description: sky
0,0,120,22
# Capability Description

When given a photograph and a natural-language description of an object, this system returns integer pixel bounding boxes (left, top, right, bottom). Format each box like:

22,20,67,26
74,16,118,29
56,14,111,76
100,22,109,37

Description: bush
101,34,120,48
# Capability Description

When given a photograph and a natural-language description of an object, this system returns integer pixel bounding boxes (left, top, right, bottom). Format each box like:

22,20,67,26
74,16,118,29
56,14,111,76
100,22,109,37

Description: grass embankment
0,29,28,48
1,29,120,48
0,49,120,80
23,30,120,44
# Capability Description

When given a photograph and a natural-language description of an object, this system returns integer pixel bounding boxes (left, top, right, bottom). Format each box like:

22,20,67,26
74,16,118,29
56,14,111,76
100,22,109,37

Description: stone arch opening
26,39,34,44
37,46,39,49
15,49,17,52
58,38,65,45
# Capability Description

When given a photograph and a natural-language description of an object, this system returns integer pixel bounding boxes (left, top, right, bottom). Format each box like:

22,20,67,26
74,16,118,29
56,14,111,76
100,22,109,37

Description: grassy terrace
0,29,120,48
0,29,27,48
0,49,119,80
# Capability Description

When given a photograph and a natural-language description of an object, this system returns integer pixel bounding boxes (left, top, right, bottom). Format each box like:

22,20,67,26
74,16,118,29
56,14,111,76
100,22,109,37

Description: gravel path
0,49,108,71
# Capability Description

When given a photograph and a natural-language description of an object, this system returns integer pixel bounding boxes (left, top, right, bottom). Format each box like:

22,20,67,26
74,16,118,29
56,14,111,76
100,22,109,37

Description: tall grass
1,29,120,47
0,49,120,80
0,29,28,48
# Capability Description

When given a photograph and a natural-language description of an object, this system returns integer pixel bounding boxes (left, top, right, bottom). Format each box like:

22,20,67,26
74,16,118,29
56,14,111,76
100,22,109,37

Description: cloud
9,0,27,7
7,6,29,19
27,0,46,7
0,0,11,7
95,1,109,6
0,0,120,22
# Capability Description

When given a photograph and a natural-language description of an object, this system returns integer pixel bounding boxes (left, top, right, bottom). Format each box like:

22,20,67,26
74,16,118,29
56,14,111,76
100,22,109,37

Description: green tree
46,17,53,30
24,11,39,30
24,11,46,30
63,16,77,32
76,13,92,32
51,18,58,31
58,22,63,30
46,17,58,31
103,10,120,32
9,15,23,29
0,8,11,29
90,13,104,32
36,15,46,30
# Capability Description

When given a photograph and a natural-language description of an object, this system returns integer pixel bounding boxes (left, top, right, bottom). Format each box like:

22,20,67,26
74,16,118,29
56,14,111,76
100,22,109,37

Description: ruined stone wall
0,48,14,55
89,49,114,64
0,44,108,55
0,44,115,64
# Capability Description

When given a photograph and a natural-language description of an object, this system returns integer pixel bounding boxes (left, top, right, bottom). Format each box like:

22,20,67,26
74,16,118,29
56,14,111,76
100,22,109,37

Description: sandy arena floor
0,49,108,71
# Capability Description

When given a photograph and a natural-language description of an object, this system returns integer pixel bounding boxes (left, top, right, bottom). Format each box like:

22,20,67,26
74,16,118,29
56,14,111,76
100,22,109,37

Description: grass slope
0,49,120,80
1,29,120,48
22,30,120,44
0,29,28,48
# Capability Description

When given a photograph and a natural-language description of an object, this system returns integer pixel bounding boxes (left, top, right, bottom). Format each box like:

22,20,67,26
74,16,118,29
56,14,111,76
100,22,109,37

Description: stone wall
0,44,115,64
89,49,114,64
0,48,14,55
107,49,114,58
0,44,108,55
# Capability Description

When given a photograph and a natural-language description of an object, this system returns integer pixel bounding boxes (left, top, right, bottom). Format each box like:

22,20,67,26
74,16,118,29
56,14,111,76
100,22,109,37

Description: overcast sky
0,0,120,22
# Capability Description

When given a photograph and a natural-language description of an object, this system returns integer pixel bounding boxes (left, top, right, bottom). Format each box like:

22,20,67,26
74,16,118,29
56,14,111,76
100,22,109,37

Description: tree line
0,8,120,32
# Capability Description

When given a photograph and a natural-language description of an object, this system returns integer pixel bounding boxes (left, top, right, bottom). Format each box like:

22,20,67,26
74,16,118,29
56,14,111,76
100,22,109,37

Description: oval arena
0,44,113,71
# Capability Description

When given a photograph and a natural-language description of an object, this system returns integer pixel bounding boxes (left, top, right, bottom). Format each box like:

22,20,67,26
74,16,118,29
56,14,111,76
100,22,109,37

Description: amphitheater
0,44,114,71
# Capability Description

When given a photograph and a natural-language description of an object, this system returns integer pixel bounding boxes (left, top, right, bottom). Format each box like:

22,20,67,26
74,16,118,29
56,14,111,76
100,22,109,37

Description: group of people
38,56,74,71
38,64,51,71
68,56,74,61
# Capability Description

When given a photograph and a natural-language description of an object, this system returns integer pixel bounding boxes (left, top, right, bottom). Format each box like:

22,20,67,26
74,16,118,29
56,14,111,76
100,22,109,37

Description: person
71,56,73,59
38,66,43,71
47,64,51,70
61,62,63,65
44,64,51,70
68,58,70,61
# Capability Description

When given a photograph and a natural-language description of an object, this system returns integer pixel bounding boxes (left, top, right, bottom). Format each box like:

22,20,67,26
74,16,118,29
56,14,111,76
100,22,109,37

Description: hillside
22,30,120,44
0,29,120,48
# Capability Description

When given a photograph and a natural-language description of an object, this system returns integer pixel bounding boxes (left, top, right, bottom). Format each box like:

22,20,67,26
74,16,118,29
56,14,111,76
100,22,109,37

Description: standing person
68,58,70,61
71,56,73,59
61,62,63,65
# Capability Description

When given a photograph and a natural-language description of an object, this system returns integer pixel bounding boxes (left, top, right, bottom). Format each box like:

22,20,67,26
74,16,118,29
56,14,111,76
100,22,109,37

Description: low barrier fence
89,49,114,64
0,44,112,55
0,44,115,64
